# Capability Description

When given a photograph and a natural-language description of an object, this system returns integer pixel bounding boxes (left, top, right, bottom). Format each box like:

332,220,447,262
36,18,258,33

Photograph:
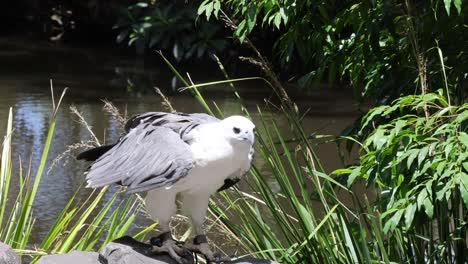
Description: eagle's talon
150,232,185,247
148,239,192,264
185,242,231,263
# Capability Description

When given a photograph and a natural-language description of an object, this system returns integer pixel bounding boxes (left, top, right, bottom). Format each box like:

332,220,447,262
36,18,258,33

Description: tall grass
0,88,155,262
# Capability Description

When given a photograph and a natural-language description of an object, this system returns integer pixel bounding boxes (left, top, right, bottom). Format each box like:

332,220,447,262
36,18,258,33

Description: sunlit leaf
383,210,403,233
459,172,468,208
453,0,462,14
404,203,416,228
459,132,468,148
423,197,433,218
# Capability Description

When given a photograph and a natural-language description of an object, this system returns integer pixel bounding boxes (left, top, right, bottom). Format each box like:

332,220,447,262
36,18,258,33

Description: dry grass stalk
70,105,101,145
47,141,96,175
102,100,127,132
154,87,176,112
49,101,128,175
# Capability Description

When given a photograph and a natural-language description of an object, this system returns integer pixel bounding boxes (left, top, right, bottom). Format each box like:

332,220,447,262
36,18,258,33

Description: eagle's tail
76,144,116,161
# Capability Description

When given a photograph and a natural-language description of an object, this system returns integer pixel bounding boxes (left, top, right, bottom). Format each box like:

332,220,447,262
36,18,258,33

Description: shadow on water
0,37,360,249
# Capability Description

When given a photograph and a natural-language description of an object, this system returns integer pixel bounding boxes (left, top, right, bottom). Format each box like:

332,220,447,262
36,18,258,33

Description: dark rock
36,251,100,264
101,236,194,264
101,236,279,264
0,241,21,264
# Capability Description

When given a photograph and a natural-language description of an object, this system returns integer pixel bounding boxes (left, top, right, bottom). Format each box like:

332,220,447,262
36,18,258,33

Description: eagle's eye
233,127,241,134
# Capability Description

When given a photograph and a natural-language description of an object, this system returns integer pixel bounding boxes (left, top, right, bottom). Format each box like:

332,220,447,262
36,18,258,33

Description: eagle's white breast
171,122,251,194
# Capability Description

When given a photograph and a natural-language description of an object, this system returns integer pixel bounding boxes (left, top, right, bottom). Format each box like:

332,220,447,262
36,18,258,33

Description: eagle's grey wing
85,125,194,193
85,112,220,193
124,112,219,134
124,112,220,145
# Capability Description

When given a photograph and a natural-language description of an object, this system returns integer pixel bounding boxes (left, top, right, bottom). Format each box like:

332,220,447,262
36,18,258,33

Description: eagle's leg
146,190,191,264
148,221,192,264
181,193,231,263
186,235,231,263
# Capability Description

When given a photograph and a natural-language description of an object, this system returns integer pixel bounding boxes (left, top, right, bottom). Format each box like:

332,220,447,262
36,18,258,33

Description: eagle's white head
220,115,255,145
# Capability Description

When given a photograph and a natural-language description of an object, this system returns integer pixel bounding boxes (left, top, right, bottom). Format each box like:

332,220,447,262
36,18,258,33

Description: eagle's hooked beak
242,132,254,145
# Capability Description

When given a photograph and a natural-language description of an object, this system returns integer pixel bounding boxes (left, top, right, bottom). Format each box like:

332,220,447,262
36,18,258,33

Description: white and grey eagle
77,112,255,263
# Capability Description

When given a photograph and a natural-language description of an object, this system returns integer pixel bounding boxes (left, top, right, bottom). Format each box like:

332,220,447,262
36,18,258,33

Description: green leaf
454,110,468,123
436,161,447,175
361,106,386,131
205,2,214,21
197,0,208,15
332,168,352,175
407,149,419,169
394,120,406,135
347,167,361,186
459,132,468,148
445,143,453,159
246,5,257,33
372,129,386,149
234,20,247,43
135,2,148,8
417,189,427,210
397,174,404,186
404,203,416,228
423,197,434,218
417,146,429,166
459,172,468,208
198,0,214,20
279,7,287,24
463,162,468,172
213,1,221,18
273,13,282,29
436,180,452,201
383,209,403,233
454,0,462,14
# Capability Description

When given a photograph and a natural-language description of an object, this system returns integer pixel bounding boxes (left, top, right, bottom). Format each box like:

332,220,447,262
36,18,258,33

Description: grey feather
85,112,220,193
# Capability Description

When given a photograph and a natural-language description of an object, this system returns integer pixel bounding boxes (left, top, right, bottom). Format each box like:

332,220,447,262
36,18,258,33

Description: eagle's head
220,115,255,145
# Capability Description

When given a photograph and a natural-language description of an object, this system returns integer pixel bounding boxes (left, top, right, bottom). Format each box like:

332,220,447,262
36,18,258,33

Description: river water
0,37,360,252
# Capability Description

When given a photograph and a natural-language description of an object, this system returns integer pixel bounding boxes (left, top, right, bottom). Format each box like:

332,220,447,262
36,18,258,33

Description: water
0,37,359,250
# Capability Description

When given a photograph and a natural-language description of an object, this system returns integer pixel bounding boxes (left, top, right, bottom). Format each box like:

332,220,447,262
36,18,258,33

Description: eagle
77,112,255,263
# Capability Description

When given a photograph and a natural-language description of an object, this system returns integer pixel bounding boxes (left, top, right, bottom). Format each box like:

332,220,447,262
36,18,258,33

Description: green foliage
340,90,467,262
115,1,227,60
198,0,467,103
0,90,154,261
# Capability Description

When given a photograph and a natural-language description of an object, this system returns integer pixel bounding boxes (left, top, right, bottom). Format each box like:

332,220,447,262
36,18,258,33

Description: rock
0,241,21,264
101,236,194,264
36,251,100,264
101,236,279,264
